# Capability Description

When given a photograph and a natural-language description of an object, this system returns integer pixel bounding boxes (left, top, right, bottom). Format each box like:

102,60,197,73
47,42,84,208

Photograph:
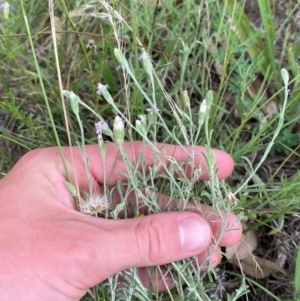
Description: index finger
60,141,234,188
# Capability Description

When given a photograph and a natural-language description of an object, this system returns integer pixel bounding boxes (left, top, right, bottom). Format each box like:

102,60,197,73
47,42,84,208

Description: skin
0,142,242,301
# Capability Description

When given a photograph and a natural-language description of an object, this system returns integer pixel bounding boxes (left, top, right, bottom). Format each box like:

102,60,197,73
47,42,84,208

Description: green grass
1,0,300,300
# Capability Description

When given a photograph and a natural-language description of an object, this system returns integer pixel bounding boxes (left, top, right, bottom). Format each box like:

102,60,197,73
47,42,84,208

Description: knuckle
135,218,164,265
16,148,44,166
14,147,59,174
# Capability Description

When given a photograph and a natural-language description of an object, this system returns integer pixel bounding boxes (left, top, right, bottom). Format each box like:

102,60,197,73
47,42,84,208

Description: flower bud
200,99,207,114
146,107,159,124
198,99,207,127
113,116,125,144
98,138,106,155
114,48,129,69
136,120,146,137
63,90,80,115
139,50,153,77
69,91,79,115
0,2,12,20
182,90,190,107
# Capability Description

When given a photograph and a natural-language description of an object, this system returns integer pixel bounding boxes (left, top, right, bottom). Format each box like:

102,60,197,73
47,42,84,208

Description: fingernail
179,216,211,252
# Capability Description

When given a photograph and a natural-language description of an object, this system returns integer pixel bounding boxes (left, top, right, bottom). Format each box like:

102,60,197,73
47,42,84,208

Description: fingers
118,192,242,248
84,208,240,284
157,195,242,247
104,189,242,264
206,211,242,247
137,246,223,292
82,208,235,290
56,142,233,189
135,247,222,293
118,266,173,292
196,245,222,270
85,211,213,283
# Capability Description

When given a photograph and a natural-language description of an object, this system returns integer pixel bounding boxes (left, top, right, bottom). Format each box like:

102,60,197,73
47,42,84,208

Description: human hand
0,142,242,301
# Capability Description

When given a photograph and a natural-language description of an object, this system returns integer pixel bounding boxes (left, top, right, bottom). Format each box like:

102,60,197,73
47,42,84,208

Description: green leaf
295,247,300,298
258,0,275,71
65,181,77,196
223,0,272,78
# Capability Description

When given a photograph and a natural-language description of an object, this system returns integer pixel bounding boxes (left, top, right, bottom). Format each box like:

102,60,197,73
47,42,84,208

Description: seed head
80,194,110,215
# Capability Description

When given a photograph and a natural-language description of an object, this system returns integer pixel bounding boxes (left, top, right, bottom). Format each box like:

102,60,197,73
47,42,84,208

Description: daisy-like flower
146,106,159,114
0,2,11,8
138,114,147,122
138,50,149,61
96,83,109,95
80,193,110,215
95,120,109,140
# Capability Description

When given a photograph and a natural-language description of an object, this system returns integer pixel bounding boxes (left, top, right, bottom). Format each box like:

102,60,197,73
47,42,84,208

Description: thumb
90,211,212,281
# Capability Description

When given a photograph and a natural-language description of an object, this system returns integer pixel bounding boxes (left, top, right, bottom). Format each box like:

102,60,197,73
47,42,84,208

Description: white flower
146,106,159,114
138,114,147,122
139,50,149,61
96,83,109,95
